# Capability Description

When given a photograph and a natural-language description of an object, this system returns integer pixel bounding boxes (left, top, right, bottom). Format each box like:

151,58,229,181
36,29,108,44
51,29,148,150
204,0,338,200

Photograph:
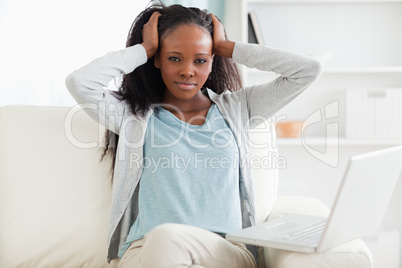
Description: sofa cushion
0,105,116,268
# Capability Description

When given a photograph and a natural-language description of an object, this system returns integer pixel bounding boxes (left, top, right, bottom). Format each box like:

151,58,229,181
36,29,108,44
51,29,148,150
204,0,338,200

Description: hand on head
141,11,162,59
141,11,234,59
210,15,226,52
211,14,235,58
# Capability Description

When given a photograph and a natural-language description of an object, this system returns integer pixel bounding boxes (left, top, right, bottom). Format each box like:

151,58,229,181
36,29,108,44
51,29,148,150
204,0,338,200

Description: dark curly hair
101,3,243,180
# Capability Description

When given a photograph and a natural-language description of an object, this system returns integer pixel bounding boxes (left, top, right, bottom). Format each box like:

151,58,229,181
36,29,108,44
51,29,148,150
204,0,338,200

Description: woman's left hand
211,14,235,58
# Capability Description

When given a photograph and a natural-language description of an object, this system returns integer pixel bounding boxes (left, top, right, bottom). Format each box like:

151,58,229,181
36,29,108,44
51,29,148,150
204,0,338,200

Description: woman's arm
212,14,323,128
65,12,161,134
233,43,323,124
65,45,148,134
232,42,323,128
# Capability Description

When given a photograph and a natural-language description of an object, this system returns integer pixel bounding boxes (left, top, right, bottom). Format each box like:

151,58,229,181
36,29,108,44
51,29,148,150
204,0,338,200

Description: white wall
0,0,149,106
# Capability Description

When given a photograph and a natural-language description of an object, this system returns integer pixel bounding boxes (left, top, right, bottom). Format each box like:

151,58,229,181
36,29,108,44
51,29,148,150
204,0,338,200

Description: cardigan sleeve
232,42,323,129
65,44,148,134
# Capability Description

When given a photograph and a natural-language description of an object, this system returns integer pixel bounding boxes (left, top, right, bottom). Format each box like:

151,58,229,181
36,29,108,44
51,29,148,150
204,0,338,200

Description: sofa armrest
262,196,373,268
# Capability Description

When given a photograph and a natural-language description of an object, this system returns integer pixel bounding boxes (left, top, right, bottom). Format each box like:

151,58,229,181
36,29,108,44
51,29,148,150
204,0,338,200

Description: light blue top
118,103,242,257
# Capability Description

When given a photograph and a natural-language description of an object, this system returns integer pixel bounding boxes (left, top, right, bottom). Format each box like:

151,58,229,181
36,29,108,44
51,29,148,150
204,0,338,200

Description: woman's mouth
175,81,196,90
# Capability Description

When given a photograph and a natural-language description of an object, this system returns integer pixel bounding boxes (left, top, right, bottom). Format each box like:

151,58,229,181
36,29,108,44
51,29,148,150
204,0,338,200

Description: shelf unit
247,0,402,3
224,0,402,145
277,137,402,146
226,0,402,70
246,67,402,74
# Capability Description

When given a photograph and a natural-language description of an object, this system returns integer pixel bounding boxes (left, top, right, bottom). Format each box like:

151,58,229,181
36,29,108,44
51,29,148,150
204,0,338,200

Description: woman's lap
118,223,256,268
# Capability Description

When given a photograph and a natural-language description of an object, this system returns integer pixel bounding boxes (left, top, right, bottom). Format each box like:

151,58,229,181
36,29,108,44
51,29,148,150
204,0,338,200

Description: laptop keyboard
277,219,327,245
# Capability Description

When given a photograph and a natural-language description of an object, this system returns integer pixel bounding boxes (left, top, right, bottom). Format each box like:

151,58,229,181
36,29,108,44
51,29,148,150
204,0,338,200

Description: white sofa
0,105,373,268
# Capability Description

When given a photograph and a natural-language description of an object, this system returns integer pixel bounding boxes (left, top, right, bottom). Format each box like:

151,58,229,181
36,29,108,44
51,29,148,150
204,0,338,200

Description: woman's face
155,24,213,103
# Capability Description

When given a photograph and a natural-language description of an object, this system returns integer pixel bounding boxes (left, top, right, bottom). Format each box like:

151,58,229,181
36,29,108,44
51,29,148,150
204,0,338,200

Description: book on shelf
248,10,264,45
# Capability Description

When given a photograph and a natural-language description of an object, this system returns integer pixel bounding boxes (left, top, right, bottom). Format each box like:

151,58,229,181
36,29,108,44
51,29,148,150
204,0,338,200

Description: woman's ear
154,54,160,69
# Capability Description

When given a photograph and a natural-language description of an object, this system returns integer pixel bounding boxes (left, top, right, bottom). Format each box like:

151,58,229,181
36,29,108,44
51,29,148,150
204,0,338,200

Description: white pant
118,223,257,268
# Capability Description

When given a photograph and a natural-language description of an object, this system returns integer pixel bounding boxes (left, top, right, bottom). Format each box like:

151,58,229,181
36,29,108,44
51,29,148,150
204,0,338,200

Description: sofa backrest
249,119,279,224
0,105,114,268
0,105,278,267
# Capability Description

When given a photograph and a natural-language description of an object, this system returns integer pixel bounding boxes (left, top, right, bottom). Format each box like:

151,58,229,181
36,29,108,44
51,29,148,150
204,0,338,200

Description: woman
66,3,322,268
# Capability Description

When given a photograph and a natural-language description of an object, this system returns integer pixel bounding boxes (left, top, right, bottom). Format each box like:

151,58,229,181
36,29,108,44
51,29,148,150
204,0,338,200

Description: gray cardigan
65,42,323,262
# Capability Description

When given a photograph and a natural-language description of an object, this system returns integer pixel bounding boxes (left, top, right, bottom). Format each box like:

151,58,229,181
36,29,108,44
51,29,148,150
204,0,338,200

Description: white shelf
248,0,402,3
277,137,402,146
322,67,402,74
245,66,402,75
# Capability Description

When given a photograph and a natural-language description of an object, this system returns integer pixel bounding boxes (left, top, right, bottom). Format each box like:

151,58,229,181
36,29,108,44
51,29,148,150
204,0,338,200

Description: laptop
226,145,402,253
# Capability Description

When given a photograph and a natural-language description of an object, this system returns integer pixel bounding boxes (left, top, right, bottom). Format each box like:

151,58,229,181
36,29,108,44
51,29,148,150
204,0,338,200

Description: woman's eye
168,57,180,62
195,59,207,64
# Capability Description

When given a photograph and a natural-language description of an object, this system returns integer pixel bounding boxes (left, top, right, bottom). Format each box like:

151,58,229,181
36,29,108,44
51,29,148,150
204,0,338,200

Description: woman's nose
179,63,194,77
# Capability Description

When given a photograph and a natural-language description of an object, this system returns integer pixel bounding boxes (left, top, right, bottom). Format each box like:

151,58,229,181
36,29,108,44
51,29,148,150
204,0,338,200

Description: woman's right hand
141,12,161,59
